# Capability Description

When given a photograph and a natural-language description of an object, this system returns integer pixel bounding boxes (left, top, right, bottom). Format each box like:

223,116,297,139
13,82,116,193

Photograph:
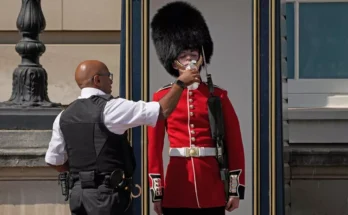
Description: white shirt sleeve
45,111,68,166
104,98,160,135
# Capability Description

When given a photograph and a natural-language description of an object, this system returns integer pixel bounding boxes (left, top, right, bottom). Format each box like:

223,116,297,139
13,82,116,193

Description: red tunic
147,82,245,208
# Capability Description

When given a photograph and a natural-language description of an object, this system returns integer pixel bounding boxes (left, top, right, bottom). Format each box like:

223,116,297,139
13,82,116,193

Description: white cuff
44,153,67,166
146,101,160,127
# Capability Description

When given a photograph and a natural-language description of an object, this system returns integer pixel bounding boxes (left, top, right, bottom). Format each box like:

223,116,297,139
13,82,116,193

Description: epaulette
156,83,172,92
202,82,226,91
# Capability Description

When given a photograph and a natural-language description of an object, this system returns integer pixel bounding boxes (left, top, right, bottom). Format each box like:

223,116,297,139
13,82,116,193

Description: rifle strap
207,92,229,202
207,96,225,143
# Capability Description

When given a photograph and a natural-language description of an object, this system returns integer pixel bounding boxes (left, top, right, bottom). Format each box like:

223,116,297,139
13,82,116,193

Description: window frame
286,0,348,108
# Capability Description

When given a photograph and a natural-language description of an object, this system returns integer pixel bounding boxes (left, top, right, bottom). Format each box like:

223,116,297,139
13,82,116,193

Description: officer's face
94,71,113,94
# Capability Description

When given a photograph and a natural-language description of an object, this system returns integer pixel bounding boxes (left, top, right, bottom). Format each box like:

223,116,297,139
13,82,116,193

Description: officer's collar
79,87,106,99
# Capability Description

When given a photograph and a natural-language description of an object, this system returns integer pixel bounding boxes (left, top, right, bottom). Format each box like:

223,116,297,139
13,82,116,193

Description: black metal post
1,0,59,107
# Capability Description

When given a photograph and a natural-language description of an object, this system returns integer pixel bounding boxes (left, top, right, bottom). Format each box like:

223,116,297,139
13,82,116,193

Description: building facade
285,0,348,214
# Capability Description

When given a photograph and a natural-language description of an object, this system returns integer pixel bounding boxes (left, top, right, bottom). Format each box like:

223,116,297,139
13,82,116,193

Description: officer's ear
92,75,101,85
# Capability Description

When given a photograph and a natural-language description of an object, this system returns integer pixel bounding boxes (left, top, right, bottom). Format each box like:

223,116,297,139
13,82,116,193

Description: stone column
0,0,62,176
0,1,67,213
1,0,59,107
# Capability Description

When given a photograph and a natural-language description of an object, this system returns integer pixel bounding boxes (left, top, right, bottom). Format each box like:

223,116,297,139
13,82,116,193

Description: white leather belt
169,147,216,157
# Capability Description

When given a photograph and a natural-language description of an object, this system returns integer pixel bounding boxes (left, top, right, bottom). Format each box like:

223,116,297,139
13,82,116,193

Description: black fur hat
150,1,214,77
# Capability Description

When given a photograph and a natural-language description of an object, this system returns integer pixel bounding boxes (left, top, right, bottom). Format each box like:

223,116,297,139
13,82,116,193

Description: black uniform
60,95,135,215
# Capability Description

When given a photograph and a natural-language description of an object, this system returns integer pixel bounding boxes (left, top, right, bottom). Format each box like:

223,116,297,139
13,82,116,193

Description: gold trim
253,0,260,215
270,0,276,214
141,0,149,215
129,1,133,103
125,0,148,212
125,0,133,143
174,55,203,70
125,0,130,101
268,0,272,214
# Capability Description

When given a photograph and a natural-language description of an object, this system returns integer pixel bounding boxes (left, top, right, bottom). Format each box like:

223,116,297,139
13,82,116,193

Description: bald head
74,60,113,94
75,60,109,89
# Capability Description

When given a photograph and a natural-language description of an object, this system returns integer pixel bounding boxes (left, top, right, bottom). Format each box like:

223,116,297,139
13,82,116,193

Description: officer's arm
147,92,165,202
156,83,183,120
45,112,69,172
104,84,183,135
221,90,246,199
47,160,69,172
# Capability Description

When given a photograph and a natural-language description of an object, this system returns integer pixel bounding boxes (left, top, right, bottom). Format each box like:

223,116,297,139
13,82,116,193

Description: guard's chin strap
173,55,204,70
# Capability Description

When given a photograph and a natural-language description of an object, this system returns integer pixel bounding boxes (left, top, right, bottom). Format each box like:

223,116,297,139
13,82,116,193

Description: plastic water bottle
186,60,199,90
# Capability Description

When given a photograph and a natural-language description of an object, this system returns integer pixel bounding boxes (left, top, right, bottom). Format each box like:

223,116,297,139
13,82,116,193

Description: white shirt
45,87,160,166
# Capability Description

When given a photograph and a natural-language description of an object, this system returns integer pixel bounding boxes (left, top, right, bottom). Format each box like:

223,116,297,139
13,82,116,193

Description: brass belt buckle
185,147,199,157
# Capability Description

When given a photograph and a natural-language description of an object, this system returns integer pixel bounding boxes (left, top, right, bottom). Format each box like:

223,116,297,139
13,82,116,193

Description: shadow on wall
0,181,68,205
291,180,348,215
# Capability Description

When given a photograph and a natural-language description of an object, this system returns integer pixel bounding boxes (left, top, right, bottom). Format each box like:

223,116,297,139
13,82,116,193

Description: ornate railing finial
2,0,60,107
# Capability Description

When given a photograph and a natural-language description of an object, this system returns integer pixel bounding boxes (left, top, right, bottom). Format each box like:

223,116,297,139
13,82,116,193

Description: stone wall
0,1,122,214
0,0,122,105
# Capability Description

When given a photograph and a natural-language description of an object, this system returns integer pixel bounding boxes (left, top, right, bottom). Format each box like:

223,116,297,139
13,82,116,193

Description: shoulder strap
156,83,172,92
91,94,117,101
206,78,230,202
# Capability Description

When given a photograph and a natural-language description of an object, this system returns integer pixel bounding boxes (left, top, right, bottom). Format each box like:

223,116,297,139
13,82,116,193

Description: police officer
45,60,200,215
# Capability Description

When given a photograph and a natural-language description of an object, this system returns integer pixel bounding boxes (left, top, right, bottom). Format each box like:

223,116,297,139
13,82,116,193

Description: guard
148,2,246,215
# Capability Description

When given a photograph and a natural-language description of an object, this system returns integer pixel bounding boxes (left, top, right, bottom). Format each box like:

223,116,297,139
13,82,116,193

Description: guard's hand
225,196,240,212
153,201,163,215
177,68,200,86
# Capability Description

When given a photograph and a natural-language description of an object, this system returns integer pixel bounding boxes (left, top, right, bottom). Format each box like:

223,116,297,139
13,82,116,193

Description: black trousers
162,207,225,215
69,181,133,215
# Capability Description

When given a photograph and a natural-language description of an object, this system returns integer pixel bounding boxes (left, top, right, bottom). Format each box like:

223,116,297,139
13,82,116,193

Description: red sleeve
221,90,246,199
147,92,166,202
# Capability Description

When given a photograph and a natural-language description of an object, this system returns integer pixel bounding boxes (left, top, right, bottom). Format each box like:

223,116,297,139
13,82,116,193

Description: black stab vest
59,95,135,175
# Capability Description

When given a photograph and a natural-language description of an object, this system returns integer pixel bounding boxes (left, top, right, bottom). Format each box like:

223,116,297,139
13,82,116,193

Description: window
286,0,348,108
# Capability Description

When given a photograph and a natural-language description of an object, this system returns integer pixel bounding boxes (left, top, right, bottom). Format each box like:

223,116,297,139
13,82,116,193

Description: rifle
202,46,230,202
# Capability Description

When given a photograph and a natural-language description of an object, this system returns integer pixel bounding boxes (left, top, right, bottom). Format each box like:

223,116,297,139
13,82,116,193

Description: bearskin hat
150,1,214,77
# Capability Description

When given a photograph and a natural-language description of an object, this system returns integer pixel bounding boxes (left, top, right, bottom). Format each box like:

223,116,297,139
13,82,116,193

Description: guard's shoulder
213,84,226,91
203,82,226,92
155,83,172,93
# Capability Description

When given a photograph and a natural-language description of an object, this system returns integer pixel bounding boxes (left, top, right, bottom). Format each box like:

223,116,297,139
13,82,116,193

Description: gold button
191,137,196,142
189,99,193,103
190,124,194,128
189,91,193,96
191,130,195,134
189,105,194,109
189,149,196,156
190,112,193,116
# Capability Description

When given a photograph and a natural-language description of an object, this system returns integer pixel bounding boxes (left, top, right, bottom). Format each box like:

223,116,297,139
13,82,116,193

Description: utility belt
58,168,141,201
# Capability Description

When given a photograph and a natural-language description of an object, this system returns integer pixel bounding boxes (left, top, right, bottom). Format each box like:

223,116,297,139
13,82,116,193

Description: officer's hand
177,68,200,86
154,201,163,215
225,196,240,212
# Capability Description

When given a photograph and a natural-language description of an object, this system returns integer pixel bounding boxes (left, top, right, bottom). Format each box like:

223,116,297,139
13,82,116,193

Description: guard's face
176,49,200,66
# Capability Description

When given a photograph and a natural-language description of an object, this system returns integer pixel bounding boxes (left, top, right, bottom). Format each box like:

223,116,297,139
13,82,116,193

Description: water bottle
186,60,200,90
